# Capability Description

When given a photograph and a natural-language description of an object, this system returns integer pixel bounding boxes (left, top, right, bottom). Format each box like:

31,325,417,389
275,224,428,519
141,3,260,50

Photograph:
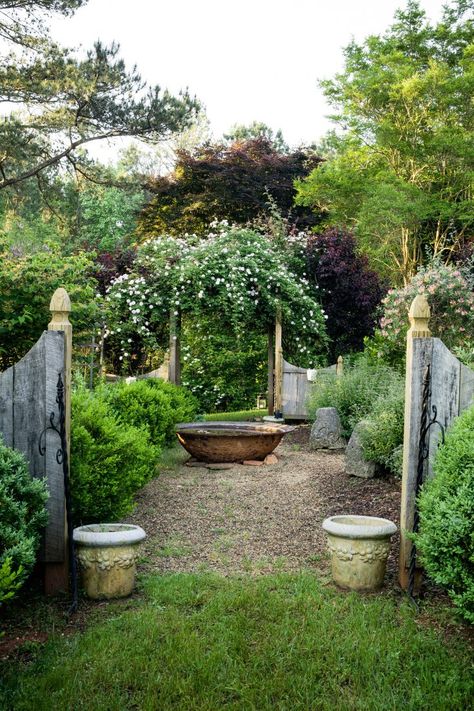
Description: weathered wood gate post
274,307,283,416
45,288,72,594
168,309,181,385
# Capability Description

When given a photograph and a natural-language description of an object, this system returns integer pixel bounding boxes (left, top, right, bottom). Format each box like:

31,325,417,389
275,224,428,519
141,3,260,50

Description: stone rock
310,407,346,450
185,459,206,467
345,420,377,478
264,453,278,465
243,459,264,466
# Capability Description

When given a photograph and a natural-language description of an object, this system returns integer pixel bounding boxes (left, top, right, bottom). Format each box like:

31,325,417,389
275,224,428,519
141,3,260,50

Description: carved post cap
49,288,71,315
336,355,344,376
408,294,431,338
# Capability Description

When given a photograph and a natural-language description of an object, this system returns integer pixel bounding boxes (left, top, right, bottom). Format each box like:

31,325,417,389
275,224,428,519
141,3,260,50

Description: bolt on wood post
45,287,72,595
399,294,431,591
274,307,283,416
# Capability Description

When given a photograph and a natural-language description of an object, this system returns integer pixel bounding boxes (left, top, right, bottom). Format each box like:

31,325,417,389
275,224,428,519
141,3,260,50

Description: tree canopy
296,0,474,283
138,137,323,236
0,0,199,191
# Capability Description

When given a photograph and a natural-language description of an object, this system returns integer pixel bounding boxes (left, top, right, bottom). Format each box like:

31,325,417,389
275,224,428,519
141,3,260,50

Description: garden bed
127,425,402,581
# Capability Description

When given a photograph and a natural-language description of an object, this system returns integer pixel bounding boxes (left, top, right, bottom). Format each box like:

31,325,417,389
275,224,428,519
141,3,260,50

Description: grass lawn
204,409,268,421
1,573,472,711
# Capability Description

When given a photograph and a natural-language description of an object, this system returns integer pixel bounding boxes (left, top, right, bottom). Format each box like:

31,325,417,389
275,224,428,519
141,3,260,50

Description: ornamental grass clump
308,356,401,438
415,405,474,623
0,440,48,604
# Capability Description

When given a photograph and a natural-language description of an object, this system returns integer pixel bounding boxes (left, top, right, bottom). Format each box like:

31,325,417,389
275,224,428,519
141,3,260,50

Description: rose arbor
104,225,329,409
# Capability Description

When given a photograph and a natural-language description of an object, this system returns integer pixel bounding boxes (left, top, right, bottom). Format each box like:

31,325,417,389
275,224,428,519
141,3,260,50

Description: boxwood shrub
415,405,474,623
101,379,197,447
0,440,48,603
71,388,159,524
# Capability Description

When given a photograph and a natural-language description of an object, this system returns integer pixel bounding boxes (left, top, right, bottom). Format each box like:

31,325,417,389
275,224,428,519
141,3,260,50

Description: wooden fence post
45,287,72,594
274,307,283,416
267,325,275,416
336,355,344,376
399,294,431,590
168,309,181,385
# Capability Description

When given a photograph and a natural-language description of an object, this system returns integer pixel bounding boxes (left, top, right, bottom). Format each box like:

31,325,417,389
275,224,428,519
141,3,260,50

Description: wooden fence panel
0,330,65,562
282,359,310,419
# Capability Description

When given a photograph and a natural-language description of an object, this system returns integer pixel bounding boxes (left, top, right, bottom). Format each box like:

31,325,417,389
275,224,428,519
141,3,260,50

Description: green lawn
204,409,268,421
1,573,472,711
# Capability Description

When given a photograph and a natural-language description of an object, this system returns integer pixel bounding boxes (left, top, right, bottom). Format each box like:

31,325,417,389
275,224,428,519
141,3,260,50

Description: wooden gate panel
0,330,65,562
282,359,309,419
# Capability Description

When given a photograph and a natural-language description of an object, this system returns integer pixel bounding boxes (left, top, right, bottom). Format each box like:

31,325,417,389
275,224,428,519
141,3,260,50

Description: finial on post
408,294,431,338
49,288,71,327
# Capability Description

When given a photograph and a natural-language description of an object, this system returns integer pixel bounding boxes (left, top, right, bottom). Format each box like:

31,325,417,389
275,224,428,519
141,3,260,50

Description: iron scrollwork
408,364,445,601
38,372,78,614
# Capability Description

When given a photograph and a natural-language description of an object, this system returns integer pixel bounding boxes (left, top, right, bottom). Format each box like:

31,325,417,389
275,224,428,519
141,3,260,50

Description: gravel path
128,426,402,583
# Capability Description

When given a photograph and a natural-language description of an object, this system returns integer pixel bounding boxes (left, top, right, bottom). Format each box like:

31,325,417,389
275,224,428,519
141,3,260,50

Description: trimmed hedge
415,405,474,623
71,388,159,524
102,379,197,447
0,440,48,604
70,379,197,524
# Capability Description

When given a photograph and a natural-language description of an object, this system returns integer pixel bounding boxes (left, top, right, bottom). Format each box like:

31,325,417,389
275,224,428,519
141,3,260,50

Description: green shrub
0,557,23,606
0,440,48,602
71,388,159,524
415,406,474,623
358,382,405,476
308,356,402,438
102,379,197,447
376,261,474,366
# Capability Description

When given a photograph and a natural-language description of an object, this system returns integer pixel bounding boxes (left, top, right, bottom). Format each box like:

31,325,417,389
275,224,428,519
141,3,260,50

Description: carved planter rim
322,515,397,540
73,523,146,548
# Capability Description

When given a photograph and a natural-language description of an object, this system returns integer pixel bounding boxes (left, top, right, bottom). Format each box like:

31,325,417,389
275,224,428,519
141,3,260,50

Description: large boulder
310,407,346,450
345,420,377,478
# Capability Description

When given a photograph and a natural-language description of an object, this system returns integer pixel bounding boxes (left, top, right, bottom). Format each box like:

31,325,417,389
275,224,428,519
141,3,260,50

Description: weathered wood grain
428,339,461,477
0,366,13,447
460,363,474,413
282,359,309,419
0,330,65,562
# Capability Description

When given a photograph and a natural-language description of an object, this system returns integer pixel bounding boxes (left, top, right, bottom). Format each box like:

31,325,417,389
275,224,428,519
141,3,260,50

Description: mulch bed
127,424,402,583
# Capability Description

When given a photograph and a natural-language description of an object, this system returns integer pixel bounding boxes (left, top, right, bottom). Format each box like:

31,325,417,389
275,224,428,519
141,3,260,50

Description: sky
50,0,448,150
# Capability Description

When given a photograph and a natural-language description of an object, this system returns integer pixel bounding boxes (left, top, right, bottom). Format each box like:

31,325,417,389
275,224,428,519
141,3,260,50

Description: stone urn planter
322,515,397,591
73,523,146,599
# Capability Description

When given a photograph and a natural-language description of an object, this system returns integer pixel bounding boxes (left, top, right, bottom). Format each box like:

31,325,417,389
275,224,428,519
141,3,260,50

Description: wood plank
400,337,433,577
0,366,14,447
12,333,47,481
267,327,274,416
43,330,66,562
428,339,461,478
460,363,474,413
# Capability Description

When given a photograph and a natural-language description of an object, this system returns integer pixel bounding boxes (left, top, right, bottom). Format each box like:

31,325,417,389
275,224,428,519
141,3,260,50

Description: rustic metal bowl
175,421,295,463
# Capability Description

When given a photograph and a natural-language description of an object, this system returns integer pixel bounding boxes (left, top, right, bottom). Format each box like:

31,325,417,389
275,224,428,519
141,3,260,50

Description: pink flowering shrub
377,262,474,364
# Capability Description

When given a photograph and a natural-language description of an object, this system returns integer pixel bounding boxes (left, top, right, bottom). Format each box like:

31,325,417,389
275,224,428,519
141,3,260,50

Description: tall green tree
296,0,474,283
0,1,199,192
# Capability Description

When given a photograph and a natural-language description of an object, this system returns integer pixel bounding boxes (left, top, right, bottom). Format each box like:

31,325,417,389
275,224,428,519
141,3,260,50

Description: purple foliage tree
306,228,386,360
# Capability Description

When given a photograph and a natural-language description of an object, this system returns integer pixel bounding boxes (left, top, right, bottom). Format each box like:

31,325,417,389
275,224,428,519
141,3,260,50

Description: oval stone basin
175,421,295,463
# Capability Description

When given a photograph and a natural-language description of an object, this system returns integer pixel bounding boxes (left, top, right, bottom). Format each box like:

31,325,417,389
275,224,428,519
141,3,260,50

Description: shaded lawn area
1,573,472,711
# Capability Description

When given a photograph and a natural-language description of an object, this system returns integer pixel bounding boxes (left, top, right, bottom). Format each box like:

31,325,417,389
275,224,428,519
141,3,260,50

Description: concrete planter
322,515,397,591
73,523,146,599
